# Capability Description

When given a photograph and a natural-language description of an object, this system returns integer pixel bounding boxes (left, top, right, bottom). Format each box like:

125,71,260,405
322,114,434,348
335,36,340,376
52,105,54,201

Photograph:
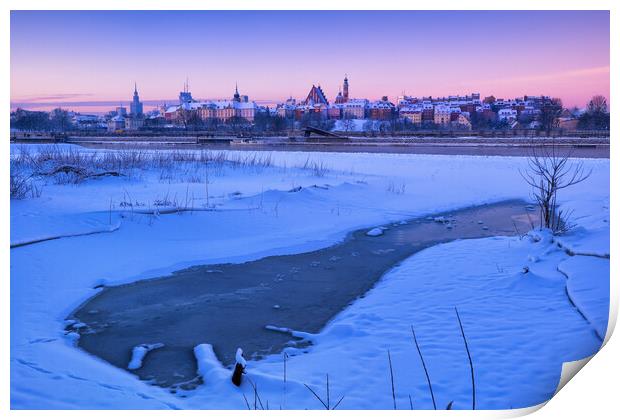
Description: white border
2,1,616,418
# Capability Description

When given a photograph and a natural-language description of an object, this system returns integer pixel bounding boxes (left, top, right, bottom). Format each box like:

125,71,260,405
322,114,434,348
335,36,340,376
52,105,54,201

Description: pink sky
10,11,610,112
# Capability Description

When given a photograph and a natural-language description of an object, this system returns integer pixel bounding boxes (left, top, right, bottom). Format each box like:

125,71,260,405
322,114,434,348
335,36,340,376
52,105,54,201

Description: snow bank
246,234,605,409
560,256,610,340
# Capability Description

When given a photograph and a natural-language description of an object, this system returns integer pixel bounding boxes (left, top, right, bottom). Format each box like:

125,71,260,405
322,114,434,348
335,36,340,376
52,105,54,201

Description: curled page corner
552,288,619,395
555,355,595,396
492,402,547,419
492,354,600,420
602,300,618,347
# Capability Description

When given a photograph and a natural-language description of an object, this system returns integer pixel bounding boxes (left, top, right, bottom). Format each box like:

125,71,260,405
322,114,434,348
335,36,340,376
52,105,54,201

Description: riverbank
12,134,610,158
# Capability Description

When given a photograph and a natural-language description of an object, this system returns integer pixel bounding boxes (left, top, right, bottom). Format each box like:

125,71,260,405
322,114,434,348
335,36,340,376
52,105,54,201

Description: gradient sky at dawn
10,10,610,112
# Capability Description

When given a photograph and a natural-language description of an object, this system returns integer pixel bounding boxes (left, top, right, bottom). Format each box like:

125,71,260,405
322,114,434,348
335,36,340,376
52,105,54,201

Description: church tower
335,85,345,104
343,75,349,103
233,83,241,102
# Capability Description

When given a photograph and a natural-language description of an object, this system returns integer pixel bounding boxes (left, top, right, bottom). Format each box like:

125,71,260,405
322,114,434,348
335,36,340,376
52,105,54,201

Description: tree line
10,108,73,132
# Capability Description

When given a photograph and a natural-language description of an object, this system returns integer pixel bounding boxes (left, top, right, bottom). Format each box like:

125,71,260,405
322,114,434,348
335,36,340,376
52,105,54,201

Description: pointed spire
235,82,239,95
134,82,138,95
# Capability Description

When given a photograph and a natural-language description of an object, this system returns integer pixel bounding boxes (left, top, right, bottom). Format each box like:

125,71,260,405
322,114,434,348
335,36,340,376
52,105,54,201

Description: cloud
476,66,609,87
13,93,95,102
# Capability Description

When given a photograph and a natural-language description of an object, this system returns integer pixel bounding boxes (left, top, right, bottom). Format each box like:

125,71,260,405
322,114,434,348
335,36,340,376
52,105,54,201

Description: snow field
10,144,610,409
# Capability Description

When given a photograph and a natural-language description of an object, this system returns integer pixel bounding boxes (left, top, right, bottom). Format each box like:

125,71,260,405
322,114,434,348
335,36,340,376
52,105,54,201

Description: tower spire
233,82,241,102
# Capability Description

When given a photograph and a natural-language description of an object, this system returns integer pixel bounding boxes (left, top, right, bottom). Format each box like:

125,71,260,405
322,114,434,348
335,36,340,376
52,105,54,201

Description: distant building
125,83,145,130
233,84,241,102
304,84,329,106
125,115,145,130
72,114,102,130
422,107,434,122
368,99,395,120
276,97,296,119
434,106,451,126
343,75,349,102
498,108,518,122
342,99,367,119
335,75,350,104
399,107,422,125
452,113,472,129
327,104,343,119
164,85,257,124
334,89,345,104
558,117,578,130
179,80,193,104
107,114,125,132
115,106,127,117
130,83,144,116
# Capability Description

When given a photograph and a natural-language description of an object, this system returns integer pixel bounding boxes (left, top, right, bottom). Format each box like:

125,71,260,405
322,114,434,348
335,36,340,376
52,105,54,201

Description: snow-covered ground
10,144,610,409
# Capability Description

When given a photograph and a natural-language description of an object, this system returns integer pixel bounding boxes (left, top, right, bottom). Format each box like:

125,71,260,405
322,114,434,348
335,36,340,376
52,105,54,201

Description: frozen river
70,200,539,390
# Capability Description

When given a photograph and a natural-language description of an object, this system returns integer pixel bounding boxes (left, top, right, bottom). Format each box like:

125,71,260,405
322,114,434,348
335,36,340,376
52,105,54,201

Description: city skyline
11,10,610,112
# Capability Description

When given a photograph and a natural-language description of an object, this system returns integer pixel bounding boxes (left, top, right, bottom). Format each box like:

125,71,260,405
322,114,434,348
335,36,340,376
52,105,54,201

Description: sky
10,10,610,113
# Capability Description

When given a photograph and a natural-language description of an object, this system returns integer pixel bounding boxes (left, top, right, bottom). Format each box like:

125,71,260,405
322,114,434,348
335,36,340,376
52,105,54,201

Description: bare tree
579,95,610,130
537,98,563,135
587,95,608,114
520,143,591,234
341,116,355,132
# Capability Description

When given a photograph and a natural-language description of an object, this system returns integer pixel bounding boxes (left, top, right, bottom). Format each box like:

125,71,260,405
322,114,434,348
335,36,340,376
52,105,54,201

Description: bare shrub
520,143,591,234
10,154,42,199
10,172,40,199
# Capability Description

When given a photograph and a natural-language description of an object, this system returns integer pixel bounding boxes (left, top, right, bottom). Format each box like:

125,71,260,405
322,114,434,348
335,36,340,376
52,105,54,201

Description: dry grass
10,146,279,195
299,157,330,177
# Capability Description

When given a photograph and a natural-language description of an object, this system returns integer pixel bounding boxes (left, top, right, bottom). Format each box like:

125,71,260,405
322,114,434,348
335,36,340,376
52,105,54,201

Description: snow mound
127,343,164,370
366,227,384,237
235,348,247,368
194,344,230,382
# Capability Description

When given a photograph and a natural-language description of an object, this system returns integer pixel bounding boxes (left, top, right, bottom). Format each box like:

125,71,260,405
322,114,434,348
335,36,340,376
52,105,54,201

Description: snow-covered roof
399,107,422,113
368,101,395,109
